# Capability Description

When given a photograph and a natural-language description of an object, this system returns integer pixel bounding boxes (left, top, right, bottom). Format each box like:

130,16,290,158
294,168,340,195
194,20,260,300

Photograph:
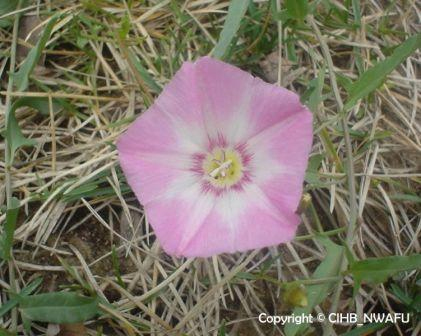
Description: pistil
209,159,233,179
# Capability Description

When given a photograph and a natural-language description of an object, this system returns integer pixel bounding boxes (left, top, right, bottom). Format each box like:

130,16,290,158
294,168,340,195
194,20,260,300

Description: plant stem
276,0,283,86
4,2,22,208
5,2,23,331
307,15,359,325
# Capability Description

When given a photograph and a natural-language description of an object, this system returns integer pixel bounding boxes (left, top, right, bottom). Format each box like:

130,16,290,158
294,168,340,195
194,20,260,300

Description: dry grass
0,1,420,335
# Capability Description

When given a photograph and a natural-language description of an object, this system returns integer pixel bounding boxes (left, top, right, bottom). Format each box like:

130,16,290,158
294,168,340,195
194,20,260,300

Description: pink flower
117,57,313,257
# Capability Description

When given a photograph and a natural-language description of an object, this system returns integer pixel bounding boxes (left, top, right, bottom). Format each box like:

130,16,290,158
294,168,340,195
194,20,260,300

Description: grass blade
126,49,161,93
344,33,421,110
13,14,59,91
212,0,249,59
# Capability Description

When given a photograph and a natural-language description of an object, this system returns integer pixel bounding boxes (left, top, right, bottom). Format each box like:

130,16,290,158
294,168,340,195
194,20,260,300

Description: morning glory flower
117,57,312,257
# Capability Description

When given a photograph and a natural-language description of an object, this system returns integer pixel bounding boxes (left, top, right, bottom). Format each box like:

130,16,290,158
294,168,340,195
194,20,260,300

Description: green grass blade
111,245,126,289
127,49,161,93
212,0,249,59
13,13,59,91
344,33,421,110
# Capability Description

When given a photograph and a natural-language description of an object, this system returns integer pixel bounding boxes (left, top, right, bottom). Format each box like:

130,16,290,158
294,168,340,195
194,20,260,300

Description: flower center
203,148,243,187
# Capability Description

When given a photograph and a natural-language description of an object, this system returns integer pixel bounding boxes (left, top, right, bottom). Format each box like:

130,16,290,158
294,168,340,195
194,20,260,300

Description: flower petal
117,104,199,204
246,78,307,139
144,184,216,255
144,182,299,258
154,61,209,149
193,57,308,145
247,108,313,212
179,184,299,257
194,57,255,144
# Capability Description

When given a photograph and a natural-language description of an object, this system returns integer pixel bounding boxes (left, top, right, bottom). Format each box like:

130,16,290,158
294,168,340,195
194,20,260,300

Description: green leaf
336,72,353,92
306,154,323,174
284,236,344,336
5,98,42,165
218,320,226,336
64,183,99,199
126,50,161,93
111,246,125,289
3,97,63,165
119,13,130,39
286,40,298,62
62,184,130,202
0,277,43,317
6,108,36,163
6,96,61,117
57,257,93,292
235,272,259,280
351,0,362,27
389,193,421,203
305,154,329,188
13,14,60,91
344,34,421,110
411,293,421,313
18,292,100,324
284,0,308,20
22,316,31,334
0,327,17,336
303,66,325,113
0,0,18,28
349,254,421,292
212,0,250,59
389,283,412,306
0,197,20,261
